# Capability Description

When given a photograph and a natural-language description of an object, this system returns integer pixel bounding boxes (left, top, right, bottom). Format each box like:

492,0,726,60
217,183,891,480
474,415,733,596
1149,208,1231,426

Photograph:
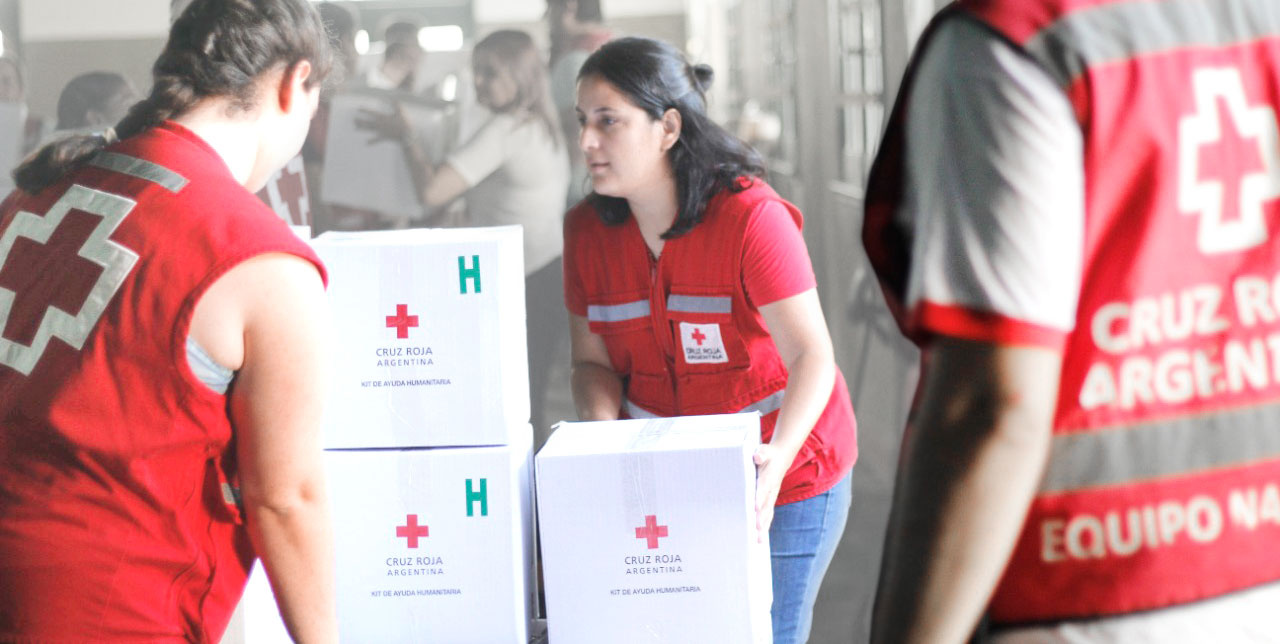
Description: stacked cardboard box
224,226,536,644
316,227,529,448
536,414,773,643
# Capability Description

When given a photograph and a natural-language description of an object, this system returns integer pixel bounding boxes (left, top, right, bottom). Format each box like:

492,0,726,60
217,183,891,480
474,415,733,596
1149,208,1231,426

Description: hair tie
689,63,714,92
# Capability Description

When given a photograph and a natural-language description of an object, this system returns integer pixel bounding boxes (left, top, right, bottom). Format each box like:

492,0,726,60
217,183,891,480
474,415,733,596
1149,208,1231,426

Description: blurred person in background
318,1,361,81
383,19,422,50
0,0,338,641
365,41,422,93
545,0,612,207
357,29,570,441
306,0,368,234
0,56,49,154
54,71,139,133
365,18,426,93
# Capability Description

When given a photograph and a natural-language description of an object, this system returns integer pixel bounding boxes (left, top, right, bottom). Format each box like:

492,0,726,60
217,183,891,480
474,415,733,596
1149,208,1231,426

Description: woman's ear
277,59,315,113
660,107,682,152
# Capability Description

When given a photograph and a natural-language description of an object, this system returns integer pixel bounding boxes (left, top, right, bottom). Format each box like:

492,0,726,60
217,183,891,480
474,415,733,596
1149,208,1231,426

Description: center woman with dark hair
563,37,858,644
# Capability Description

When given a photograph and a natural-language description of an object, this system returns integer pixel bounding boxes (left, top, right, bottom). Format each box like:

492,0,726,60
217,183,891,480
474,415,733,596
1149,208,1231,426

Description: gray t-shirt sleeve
901,15,1085,338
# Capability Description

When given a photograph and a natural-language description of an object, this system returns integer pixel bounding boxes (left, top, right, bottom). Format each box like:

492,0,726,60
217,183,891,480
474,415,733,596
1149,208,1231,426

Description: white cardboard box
224,428,536,644
319,90,455,221
220,560,291,644
312,227,529,448
535,414,773,644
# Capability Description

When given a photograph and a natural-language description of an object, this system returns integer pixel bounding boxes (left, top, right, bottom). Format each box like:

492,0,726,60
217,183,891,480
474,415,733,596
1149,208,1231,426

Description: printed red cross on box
635,514,669,549
396,514,430,548
0,208,104,346
690,328,707,346
385,303,418,339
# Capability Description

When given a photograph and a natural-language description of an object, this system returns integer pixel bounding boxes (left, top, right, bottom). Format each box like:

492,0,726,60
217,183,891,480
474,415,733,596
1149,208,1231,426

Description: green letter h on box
458,255,481,294
466,478,488,517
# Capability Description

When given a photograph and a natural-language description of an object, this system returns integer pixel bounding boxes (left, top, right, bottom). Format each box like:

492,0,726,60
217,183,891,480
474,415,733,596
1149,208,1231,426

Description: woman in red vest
0,1,337,641
562,37,858,644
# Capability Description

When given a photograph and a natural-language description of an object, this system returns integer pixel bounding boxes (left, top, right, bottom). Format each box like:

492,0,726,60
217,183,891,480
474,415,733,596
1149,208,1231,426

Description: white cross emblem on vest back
1177,67,1280,255
0,185,139,376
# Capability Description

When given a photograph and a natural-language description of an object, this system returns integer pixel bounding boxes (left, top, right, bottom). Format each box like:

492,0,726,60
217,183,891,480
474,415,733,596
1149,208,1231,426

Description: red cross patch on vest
0,185,138,376
679,322,728,364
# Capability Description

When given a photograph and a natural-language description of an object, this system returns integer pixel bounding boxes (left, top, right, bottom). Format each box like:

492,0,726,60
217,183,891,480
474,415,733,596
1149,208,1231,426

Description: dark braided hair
578,37,765,239
14,0,334,195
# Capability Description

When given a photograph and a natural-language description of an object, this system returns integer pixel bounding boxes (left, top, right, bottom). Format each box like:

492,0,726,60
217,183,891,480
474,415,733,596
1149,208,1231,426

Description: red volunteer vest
565,180,857,504
866,0,1280,624
0,122,325,642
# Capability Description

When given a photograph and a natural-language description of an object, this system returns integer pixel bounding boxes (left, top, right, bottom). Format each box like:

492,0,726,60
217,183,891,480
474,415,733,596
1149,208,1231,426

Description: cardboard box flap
313,225,523,246
539,413,760,458
308,226,529,448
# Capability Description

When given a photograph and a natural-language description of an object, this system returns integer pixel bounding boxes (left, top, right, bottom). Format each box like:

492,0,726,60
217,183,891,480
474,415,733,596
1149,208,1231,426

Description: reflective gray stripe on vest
221,482,241,507
587,300,650,323
89,152,189,193
667,294,732,315
1040,403,1280,494
739,388,786,416
623,388,786,420
1021,0,1280,87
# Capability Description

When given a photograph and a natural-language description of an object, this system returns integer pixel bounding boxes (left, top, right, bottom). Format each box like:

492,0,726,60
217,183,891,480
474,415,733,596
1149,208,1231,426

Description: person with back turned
864,1,1280,642
0,0,339,641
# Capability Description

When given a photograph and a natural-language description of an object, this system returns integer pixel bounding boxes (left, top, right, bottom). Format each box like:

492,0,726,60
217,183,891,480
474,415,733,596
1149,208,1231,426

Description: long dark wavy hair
13,0,335,195
578,37,765,238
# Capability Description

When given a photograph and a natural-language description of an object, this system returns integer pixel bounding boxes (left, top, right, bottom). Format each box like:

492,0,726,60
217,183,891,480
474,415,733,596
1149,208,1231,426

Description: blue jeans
769,471,853,644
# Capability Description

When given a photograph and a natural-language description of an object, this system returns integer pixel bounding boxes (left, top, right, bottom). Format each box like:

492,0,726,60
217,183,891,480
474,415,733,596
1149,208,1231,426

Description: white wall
23,0,687,41
21,0,168,41
475,0,685,24
604,0,684,18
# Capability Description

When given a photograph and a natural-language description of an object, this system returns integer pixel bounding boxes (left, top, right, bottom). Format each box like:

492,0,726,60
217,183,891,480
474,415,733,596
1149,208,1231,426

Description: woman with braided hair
0,1,338,642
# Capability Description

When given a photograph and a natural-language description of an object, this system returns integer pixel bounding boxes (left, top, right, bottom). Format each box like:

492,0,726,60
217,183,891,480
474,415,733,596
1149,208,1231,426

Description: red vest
867,0,1280,624
0,122,325,641
565,180,857,504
